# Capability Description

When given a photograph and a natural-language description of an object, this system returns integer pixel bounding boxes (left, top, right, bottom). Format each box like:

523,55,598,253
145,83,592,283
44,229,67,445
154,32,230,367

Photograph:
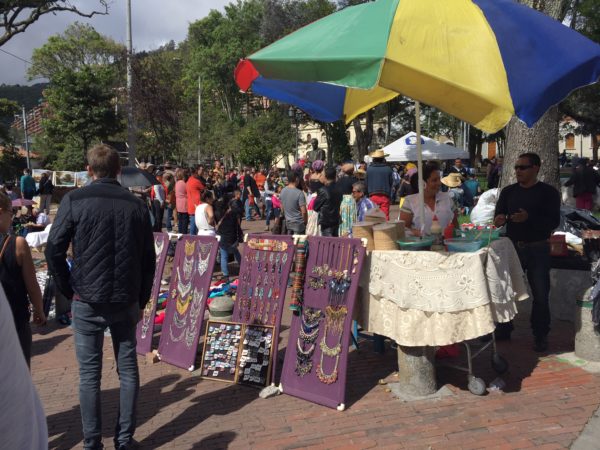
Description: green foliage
197,105,242,164
0,98,19,143
261,0,336,44
0,145,26,181
183,1,264,123
41,66,123,168
0,84,46,110
560,0,600,134
131,48,185,162
237,109,295,167
28,22,124,81
321,120,351,163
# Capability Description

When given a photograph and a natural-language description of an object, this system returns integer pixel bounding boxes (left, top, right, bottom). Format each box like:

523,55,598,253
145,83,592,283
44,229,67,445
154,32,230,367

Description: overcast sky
0,0,230,85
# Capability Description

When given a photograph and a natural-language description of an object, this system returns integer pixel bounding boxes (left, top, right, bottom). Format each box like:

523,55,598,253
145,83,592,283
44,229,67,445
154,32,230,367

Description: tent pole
415,101,425,235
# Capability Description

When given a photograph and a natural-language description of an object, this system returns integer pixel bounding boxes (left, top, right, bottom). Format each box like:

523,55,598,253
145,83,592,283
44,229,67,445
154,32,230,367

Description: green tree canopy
28,22,125,80
237,109,295,168
0,98,19,143
41,66,123,169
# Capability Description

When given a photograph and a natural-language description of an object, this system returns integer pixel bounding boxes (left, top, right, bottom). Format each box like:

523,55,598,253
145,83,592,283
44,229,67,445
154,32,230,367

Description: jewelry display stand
136,232,170,355
157,236,219,371
279,236,366,410
232,234,296,382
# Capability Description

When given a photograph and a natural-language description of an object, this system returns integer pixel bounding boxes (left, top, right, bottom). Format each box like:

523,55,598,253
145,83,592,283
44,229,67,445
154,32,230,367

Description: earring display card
198,322,275,388
157,236,219,370
239,325,274,388
136,232,170,355
232,234,295,382
200,321,242,384
279,236,366,410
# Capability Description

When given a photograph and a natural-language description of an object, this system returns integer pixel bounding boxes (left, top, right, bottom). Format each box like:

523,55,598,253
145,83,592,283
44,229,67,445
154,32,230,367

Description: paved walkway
32,217,600,449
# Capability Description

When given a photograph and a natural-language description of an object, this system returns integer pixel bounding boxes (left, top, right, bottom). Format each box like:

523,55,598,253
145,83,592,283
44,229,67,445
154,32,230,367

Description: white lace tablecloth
357,238,529,346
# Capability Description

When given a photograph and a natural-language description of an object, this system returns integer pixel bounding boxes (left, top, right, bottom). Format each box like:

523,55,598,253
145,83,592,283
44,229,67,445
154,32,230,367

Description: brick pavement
33,215,600,449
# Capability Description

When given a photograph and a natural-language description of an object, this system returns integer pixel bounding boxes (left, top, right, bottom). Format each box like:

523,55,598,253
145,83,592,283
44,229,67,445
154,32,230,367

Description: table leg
396,345,437,396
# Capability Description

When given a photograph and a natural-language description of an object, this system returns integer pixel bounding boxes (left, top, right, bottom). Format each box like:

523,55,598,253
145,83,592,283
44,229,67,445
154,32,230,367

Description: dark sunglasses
514,165,533,171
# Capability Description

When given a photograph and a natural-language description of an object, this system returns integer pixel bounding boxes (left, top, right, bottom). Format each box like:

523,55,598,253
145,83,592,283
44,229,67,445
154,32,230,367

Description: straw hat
369,149,389,159
441,172,463,188
363,208,386,224
353,221,376,251
372,223,398,250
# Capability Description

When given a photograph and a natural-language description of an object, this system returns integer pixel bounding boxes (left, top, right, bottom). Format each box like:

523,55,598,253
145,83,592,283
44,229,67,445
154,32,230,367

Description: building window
565,133,575,149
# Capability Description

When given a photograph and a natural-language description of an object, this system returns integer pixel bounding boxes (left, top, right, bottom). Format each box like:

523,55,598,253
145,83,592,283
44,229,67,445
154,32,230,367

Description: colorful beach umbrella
235,0,600,134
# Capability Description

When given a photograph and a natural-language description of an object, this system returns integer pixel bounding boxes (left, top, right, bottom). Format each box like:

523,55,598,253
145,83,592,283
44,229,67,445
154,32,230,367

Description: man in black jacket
46,144,155,450
314,167,343,237
494,152,560,352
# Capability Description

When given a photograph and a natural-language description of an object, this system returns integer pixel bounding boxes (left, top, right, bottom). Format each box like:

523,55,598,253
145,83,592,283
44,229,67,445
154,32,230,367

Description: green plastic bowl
460,228,500,241
446,238,484,252
397,236,435,251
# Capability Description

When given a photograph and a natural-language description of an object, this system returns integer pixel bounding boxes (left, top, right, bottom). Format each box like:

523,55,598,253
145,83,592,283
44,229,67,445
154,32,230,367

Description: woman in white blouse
195,190,216,236
400,162,458,235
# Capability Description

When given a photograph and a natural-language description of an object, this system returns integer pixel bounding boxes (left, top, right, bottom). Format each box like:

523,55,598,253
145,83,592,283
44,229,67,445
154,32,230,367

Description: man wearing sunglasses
493,152,561,352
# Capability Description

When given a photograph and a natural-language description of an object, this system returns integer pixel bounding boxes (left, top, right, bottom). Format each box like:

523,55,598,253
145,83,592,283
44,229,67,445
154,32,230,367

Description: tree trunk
353,110,374,162
501,0,566,191
501,106,561,190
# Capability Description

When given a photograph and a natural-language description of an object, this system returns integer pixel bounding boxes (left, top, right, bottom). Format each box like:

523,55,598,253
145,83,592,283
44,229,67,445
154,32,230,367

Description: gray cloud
0,0,230,85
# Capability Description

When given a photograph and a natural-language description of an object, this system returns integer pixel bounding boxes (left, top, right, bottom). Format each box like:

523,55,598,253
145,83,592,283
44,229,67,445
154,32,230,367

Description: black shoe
115,439,139,450
534,335,548,352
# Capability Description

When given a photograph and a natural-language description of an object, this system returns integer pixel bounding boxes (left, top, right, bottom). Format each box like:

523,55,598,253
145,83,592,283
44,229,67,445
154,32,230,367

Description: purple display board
279,236,366,410
232,234,295,382
157,236,218,370
136,232,170,354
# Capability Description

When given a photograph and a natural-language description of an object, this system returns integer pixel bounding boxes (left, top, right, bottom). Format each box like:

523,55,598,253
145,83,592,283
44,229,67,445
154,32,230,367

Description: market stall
356,237,529,394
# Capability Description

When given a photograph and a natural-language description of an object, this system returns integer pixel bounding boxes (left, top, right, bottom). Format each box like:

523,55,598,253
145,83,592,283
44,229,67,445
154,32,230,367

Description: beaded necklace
295,307,322,376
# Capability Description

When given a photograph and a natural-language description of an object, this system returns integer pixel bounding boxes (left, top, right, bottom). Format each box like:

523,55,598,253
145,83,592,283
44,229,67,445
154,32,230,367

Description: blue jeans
516,242,551,337
189,214,197,235
244,199,260,221
220,244,241,277
72,300,140,450
165,206,174,232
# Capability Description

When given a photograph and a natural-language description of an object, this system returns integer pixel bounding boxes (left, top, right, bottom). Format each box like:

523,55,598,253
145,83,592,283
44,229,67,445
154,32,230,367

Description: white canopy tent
374,132,469,162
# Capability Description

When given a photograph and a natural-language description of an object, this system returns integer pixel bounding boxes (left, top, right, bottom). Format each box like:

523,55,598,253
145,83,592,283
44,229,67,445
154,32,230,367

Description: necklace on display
295,307,323,376
316,305,347,384
154,237,165,263
184,287,204,348
183,240,196,280
197,243,212,278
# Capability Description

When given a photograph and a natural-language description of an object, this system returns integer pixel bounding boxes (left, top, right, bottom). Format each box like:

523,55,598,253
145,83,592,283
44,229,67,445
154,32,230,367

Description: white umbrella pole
415,101,425,235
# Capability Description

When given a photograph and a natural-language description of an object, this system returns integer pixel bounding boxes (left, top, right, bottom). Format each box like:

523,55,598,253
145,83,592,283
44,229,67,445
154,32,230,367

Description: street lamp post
21,106,30,170
126,0,136,167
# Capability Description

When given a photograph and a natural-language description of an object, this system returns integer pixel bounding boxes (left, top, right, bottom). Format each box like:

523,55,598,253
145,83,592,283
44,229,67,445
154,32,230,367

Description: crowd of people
135,152,499,246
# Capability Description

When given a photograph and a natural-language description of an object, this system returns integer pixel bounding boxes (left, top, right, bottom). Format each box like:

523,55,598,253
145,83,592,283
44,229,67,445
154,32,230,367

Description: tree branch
0,1,109,47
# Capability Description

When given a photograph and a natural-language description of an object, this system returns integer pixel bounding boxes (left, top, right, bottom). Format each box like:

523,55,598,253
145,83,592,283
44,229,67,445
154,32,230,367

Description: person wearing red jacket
186,165,205,235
